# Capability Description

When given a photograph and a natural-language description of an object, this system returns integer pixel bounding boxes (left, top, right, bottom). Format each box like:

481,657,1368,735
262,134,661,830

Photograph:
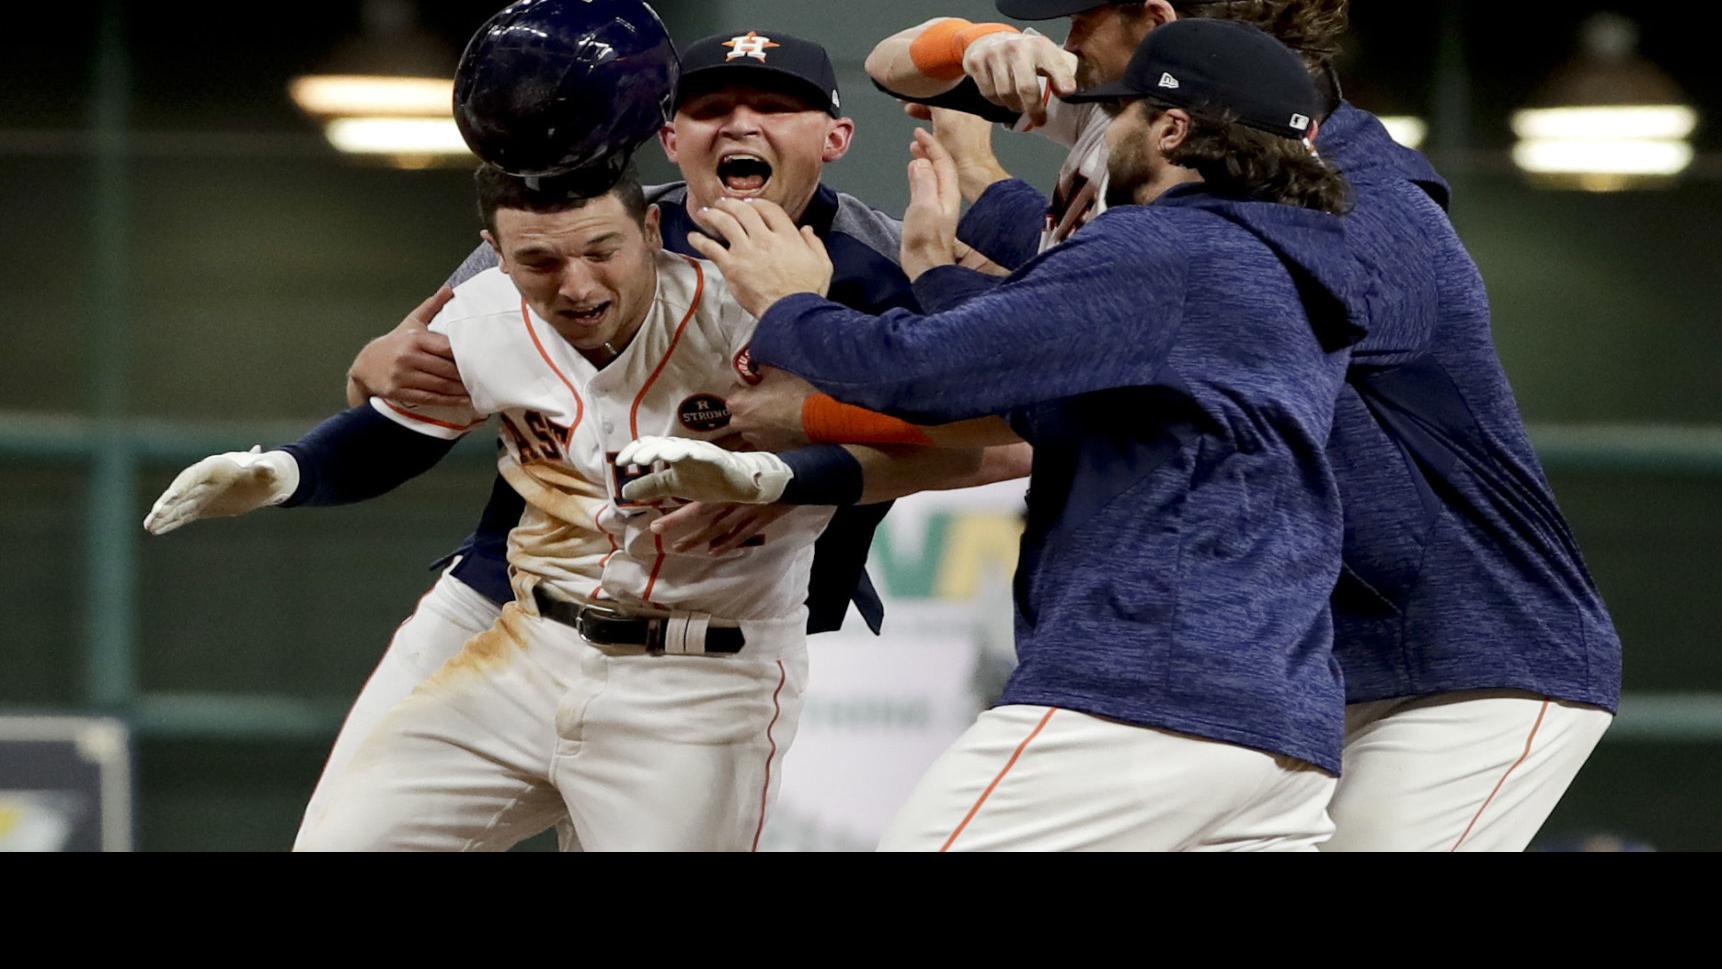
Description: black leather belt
532,586,746,654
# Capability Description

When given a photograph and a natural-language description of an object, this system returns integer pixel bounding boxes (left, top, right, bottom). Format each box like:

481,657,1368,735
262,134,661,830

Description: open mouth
717,152,773,195
558,301,612,327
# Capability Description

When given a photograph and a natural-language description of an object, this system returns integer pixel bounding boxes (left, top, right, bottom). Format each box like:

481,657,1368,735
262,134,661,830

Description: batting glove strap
777,445,864,506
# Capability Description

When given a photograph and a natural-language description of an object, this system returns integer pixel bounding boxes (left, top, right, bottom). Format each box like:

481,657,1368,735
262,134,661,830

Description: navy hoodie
750,185,1367,773
954,106,1622,713
1320,104,1621,709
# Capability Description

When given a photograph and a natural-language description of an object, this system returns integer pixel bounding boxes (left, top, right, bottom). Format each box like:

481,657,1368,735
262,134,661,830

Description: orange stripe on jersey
520,298,585,444
380,398,483,433
640,531,669,605
630,255,705,438
590,532,620,601
630,258,704,605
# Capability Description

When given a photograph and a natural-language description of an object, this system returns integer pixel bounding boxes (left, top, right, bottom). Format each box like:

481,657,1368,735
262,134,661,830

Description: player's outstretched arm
866,17,1077,128
617,438,1030,511
695,194,1180,424
728,369,1019,453
844,442,1031,504
636,439,1031,556
143,446,300,535
866,18,978,100
617,438,794,506
749,225,1181,425
144,404,464,535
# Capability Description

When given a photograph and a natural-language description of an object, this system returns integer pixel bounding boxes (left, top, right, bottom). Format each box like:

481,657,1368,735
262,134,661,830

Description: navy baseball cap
1065,19,1322,140
996,1,1116,20
675,30,843,117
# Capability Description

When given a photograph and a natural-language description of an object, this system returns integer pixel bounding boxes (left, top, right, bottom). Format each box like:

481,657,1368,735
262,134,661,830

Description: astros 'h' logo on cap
724,31,781,63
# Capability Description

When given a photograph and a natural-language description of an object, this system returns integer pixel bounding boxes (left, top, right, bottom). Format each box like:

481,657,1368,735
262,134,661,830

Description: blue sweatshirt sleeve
278,405,460,507
750,216,1187,425
911,264,1004,314
957,178,1049,271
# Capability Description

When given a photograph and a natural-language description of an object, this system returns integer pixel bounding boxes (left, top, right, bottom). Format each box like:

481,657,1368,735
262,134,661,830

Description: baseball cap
1064,18,1322,140
675,30,843,117
996,1,1116,20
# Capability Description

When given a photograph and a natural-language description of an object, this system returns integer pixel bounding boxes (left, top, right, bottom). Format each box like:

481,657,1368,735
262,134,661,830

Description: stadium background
1,0,1716,850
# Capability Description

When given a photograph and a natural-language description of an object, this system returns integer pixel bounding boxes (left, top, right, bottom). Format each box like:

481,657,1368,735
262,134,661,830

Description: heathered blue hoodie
955,106,1622,713
1319,104,1621,709
751,185,1367,772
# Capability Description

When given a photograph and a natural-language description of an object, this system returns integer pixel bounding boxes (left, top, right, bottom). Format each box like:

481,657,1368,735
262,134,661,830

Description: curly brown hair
1168,0,1350,71
1150,104,1351,215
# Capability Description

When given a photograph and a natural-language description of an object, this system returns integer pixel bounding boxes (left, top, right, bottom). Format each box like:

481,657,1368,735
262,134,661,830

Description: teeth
723,153,765,163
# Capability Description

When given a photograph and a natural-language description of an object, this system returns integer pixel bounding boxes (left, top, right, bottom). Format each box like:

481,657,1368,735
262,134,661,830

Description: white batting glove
142,446,301,535
616,437,792,505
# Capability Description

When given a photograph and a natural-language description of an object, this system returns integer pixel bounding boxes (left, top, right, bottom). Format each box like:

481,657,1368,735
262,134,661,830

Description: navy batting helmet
454,0,679,193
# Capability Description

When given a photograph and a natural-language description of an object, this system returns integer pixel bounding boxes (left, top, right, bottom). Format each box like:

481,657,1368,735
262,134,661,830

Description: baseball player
634,20,1370,850
147,162,977,850
149,5,1022,849
869,0,1621,850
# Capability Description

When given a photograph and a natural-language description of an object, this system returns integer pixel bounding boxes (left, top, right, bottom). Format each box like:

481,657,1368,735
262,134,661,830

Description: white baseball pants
295,599,807,852
878,704,1338,851
296,570,502,847
1322,689,1613,852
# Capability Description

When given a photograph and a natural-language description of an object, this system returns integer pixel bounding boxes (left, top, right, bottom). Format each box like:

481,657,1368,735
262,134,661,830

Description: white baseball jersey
371,250,835,624
1015,33,1112,252
1016,93,1111,253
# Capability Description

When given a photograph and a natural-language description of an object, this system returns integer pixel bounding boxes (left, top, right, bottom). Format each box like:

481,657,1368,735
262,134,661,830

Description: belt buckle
576,602,628,625
575,603,666,654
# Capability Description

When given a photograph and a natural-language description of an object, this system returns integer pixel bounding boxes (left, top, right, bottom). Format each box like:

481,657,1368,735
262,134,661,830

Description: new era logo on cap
723,31,780,62
1062,19,1325,142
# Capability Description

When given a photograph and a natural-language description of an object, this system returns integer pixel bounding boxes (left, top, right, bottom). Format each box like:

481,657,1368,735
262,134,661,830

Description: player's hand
906,103,1011,203
727,369,819,452
346,287,467,408
143,446,301,535
960,31,1078,128
649,500,796,555
686,198,834,319
617,436,792,505
905,118,1012,276
902,128,963,281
